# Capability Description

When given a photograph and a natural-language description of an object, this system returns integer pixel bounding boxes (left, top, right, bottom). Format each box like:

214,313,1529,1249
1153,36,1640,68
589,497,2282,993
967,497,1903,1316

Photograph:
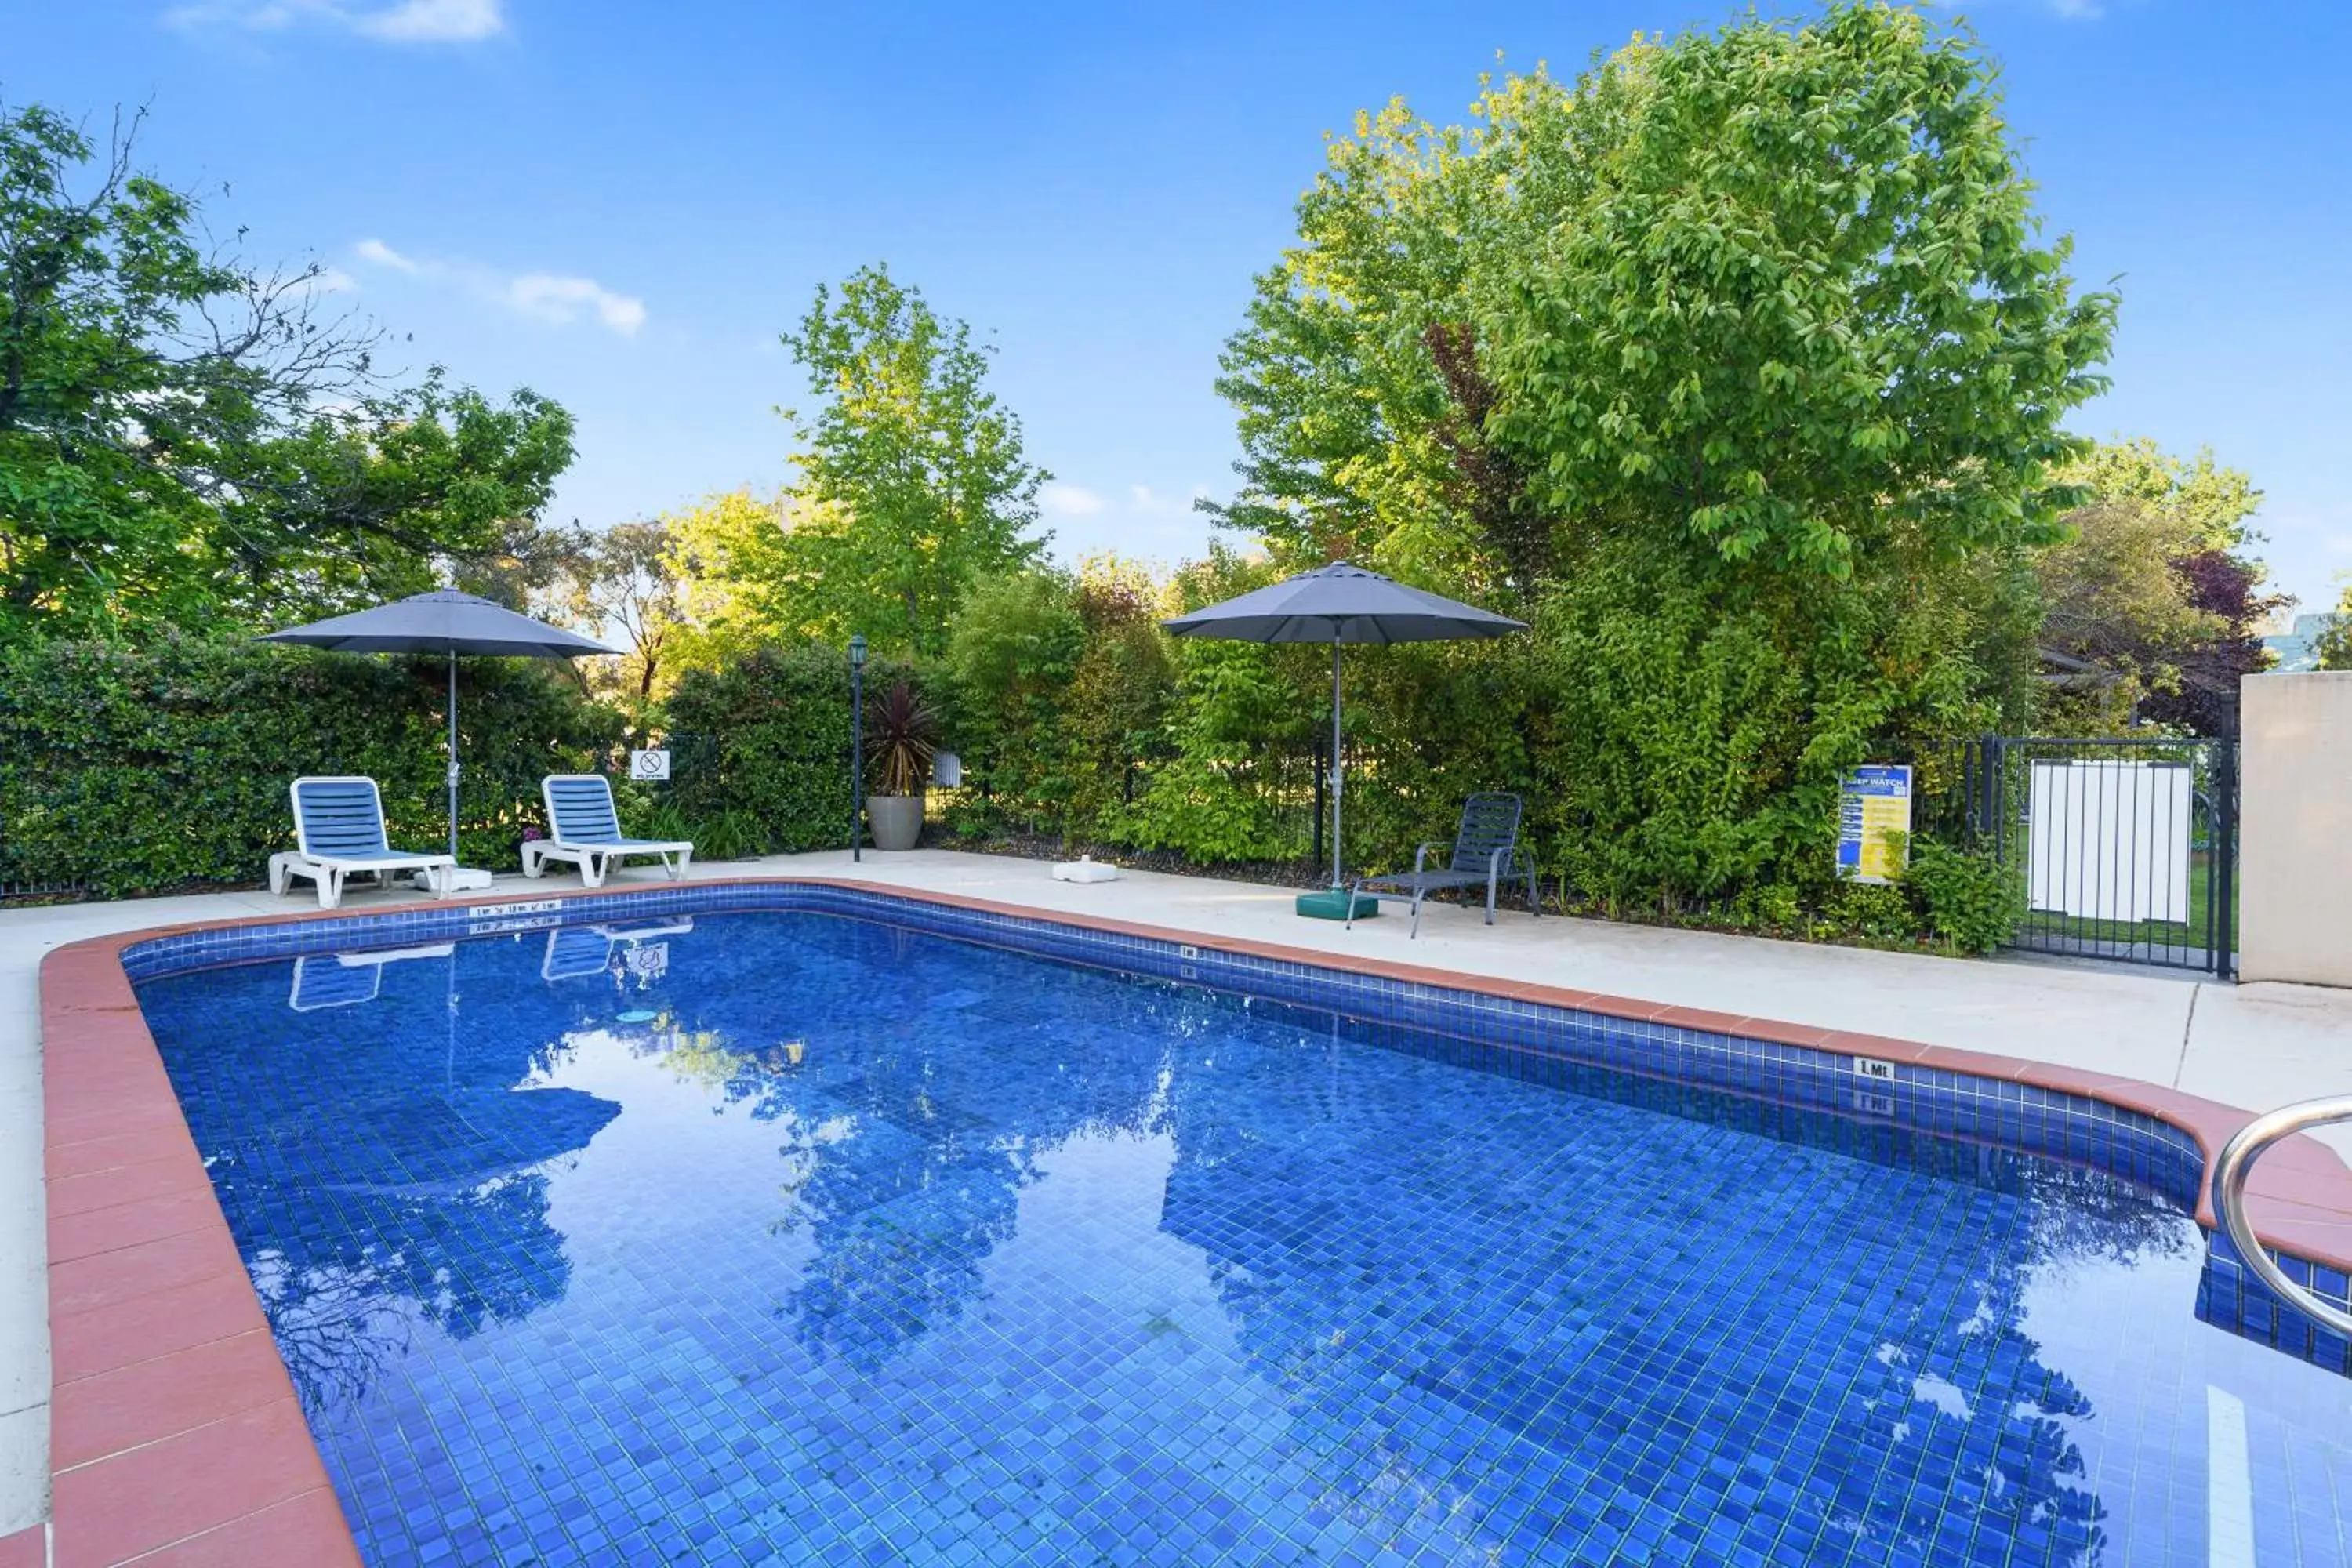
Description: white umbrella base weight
412,867,497,893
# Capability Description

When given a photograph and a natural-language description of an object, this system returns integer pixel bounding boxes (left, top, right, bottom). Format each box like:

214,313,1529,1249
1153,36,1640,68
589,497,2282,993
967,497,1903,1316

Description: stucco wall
2239,671,2352,987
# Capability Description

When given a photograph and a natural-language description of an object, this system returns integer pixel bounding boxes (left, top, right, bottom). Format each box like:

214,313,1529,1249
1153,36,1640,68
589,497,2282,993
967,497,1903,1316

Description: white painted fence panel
2027,760,2193,923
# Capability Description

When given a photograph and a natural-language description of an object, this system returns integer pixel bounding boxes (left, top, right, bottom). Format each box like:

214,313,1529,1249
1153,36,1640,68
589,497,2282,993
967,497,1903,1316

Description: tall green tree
542,517,683,707
763,265,1049,658
1196,3,2111,908
662,488,808,670
1210,4,2118,597
2034,440,2281,735
0,101,574,640
2056,437,2260,551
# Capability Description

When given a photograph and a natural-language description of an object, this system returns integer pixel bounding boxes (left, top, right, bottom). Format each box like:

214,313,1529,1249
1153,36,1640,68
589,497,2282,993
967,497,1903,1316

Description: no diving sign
629,749,671,782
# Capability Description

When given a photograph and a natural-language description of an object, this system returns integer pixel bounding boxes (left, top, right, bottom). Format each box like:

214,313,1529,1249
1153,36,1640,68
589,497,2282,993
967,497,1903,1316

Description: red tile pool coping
34,876,2352,1565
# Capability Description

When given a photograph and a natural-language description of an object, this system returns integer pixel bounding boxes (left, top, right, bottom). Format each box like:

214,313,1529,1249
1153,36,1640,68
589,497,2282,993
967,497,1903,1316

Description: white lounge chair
522,774,693,889
271,776,456,909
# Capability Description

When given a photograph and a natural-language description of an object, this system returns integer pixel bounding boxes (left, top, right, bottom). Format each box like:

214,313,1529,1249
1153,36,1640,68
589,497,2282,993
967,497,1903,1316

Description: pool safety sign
629,749,671,782
1837,765,1912,884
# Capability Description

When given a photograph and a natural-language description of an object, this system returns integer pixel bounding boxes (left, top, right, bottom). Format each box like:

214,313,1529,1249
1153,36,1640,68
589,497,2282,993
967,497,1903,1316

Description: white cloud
507,274,647,336
356,0,500,40
1128,484,1211,517
1040,484,1105,517
165,0,504,42
2046,0,2103,15
350,239,646,337
163,0,316,31
353,237,419,274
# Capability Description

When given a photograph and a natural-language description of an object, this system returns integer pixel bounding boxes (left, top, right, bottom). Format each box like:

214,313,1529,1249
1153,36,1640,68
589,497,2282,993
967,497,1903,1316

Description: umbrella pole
1330,641,1343,891
446,649,460,866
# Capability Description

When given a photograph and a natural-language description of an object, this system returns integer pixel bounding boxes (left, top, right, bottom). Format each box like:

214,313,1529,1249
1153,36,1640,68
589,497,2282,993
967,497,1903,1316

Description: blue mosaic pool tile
116,883,2352,1568
116,879,2235,1228
2200,1234,2352,1377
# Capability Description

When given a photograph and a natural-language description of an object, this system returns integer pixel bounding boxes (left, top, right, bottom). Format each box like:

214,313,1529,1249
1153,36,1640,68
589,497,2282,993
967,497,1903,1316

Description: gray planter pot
866,793,924,852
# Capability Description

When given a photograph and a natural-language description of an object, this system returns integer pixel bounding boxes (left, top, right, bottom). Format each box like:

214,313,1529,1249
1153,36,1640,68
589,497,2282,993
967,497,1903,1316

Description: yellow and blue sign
1837,765,1912,884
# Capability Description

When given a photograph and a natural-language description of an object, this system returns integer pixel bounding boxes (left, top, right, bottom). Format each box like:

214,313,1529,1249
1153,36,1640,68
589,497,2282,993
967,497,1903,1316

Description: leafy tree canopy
745,265,1050,659
2035,439,2282,735
539,516,682,716
662,488,811,670
2053,436,2260,552
2317,601,2352,672
0,101,574,641
1210,2,2117,597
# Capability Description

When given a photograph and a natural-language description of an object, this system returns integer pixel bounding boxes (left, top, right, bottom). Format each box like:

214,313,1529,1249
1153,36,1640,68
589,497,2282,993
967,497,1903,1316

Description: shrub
1060,567,1175,834
1815,882,1918,948
1905,838,2024,955
939,570,1084,834
1726,882,1805,935
1519,532,2017,923
1107,754,1304,864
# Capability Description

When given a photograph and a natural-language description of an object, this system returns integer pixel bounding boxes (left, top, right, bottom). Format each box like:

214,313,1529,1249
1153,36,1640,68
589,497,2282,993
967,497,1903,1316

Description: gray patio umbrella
1162,561,1526,913
260,589,622,864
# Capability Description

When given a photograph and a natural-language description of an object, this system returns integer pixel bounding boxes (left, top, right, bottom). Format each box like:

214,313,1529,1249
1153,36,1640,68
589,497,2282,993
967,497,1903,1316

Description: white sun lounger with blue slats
523,774,694,889
272,776,457,909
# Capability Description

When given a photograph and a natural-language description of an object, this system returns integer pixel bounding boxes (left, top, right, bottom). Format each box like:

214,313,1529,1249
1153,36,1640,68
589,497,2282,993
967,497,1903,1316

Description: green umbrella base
1296,888,1381,920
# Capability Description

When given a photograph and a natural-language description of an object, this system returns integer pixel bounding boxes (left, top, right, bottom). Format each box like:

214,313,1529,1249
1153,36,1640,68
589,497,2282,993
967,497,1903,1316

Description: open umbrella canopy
261,590,621,870
1163,562,1526,917
259,589,619,659
1160,561,1525,644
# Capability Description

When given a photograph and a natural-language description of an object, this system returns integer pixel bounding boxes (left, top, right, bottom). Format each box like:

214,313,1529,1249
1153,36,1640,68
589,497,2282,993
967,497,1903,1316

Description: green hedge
0,634,622,898
2,618,2017,955
660,644,918,856
868,552,2023,953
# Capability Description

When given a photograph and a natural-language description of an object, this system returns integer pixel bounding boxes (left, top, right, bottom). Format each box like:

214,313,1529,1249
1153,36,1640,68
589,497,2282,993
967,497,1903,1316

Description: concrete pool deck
3,846,2350,1560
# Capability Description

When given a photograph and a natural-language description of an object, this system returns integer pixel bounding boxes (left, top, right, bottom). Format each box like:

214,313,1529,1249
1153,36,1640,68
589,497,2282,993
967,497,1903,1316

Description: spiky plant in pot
864,681,938,850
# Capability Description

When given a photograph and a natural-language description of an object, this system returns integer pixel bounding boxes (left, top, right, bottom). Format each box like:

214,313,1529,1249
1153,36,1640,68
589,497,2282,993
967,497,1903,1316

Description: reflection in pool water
135,911,2352,1566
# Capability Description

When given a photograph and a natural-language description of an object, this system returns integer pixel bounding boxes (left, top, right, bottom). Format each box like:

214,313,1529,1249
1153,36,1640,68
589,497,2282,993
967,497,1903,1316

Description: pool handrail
2210,1094,2352,1338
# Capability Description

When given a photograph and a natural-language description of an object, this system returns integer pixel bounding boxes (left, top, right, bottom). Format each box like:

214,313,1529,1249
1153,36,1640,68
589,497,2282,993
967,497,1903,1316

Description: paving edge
33,874,2352,1563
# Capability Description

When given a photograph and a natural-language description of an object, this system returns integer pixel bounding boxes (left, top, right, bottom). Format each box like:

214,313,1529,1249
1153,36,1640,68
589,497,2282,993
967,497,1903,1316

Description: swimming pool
129,902,2352,1566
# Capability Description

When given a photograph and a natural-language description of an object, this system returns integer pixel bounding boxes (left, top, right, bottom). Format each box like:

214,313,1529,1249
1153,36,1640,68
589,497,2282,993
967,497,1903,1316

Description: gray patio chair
1347,793,1541,938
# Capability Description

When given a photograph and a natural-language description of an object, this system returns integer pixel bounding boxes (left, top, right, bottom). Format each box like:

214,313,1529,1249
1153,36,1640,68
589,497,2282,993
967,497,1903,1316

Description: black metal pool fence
0,873,85,902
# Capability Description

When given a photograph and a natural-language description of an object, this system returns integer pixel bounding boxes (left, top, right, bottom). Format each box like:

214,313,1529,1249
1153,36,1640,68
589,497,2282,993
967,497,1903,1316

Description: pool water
133,910,2352,1566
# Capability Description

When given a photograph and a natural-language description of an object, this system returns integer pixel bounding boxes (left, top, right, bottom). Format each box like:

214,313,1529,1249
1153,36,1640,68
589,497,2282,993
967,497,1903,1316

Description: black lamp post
848,633,866,862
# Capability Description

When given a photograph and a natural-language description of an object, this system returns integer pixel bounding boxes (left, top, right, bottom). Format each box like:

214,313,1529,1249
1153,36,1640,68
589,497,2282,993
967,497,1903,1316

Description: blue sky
14,0,2351,613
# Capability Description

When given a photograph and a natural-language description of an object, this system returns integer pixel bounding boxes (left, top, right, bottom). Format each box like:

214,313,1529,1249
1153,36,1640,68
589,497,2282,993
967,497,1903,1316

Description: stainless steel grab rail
2209,1097,2352,1339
